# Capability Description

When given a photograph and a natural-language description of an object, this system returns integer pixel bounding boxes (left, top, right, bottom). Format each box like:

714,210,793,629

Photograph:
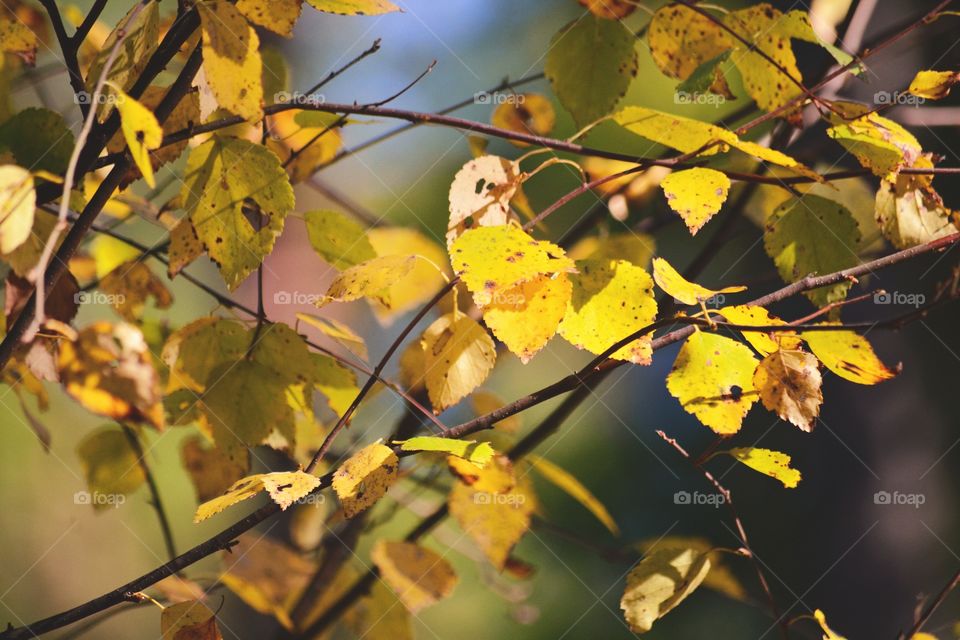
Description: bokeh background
2,0,960,638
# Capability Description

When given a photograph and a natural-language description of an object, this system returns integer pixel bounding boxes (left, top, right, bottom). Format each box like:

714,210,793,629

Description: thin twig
120,425,177,563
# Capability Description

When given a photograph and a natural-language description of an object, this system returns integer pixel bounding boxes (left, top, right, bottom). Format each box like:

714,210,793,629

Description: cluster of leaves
0,0,958,638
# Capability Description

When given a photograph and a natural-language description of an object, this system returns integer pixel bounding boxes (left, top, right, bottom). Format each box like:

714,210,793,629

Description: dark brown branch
120,425,177,564
898,566,960,640
38,0,91,120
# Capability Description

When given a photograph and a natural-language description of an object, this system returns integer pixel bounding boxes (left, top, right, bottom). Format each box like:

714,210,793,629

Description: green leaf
545,14,638,127
528,454,620,536
726,447,802,488
181,136,294,290
304,209,376,270
620,547,711,632
763,195,861,307
0,108,75,174
666,330,758,435
162,318,250,393
396,437,495,467
76,426,146,509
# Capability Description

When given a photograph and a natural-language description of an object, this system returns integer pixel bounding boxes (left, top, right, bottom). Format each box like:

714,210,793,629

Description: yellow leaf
447,454,515,493
447,456,534,570
0,17,38,65
296,312,368,360
367,227,449,322
559,259,658,364
754,349,823,432
112,86,162,188
99,261,173,321
528,454,619,536
802,327,898,385
421,313,496,413
908,70,960,100
197,1,264,121
236,0,302,37
481,273,571,363
447,155,522,247
450,224,574,304
59,322,164,429
620,547,711,633
76,426,146,509
647,4,730,81
726,447,801,488
162,318,249,393
167,216,203,279
0,164,34,254
567,232,656,268
666,330,758,435
637,536,747,602
193,470,320,522
814,609,849,640
266,110,342,183
303,209,376,270
181,436,249,503
305,0,400,15
396,436,495,466
652,256,745,306
875,158,958,250
490,94,555,147
827,112,921,179
318,254,418,307
90,234,141,279
370,540,458,613
716,305,798,356
660,168,730,235
161,601,222,640
577,0,636,18
332,442,399,517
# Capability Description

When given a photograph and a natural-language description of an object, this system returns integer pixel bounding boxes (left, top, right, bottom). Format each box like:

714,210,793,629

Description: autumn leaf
181,436,249,503
647,4,730,85
481,273,571,363
305,0,400,15
370,540,458,613
76,426,146,509
0,165,34,254
826,112,921,179
421,313,496,413
58,322,164,429
652,256,745,306
490,94,555,147
875,159,958,249
161,601,223,640
754,349,823,432
266,110,342,183
716,305,798,356
236,0,303,38
545,13,638,127
660,168,731,235
194,470,321,522
0,16,38,65
167,217,203,279
304,209,376,270
620,546,711,633
99,261,173,321
296,312,368,360
802,327,899,385
111,86,162,188
396,436,495,466
197,1,264,121
528,454,619,536
908,70,960,100
366,227,449,322
447,156,522,247
666,330,759,435
558,259,657,364
86,2,159,115
317,254,418,307
764,195,861,308
332,442,399,517
726,447,801,488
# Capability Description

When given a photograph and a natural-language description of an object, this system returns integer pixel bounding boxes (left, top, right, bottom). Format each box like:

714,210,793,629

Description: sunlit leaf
652,256,745,306
754,349,823,432
814,609,849,640
317,254,418,307
296,312,368,360
666,330,758,435
660,168,730,235
728,447,801,488
716,305,798,357
447,156,522,247
332,442,399,517
305,0,400,15
802,327,898,385
370,540,458,613
545,14,638,127
528,454,619,536
161,601,223,640
304,209,375,270
875,159,958,249
0,164,33,254
647,5,730,82
395,436,495,467
620,546,711,633
421,313,496,413
194,470,320,522
112,86,162,188
197,1,263,121
236,0,303,37
908,70,960,100
568,233,656,269
826,112,921,179
481,273,571,363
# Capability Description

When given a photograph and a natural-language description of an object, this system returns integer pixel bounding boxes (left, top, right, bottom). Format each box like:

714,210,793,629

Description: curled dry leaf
754,349,823,432
370,540,458,613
